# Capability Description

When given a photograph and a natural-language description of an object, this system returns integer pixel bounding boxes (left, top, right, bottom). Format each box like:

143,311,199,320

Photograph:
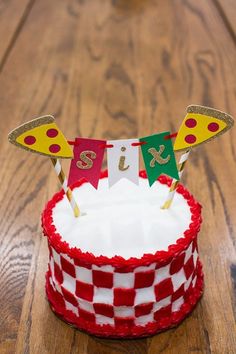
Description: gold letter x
148,145,170,167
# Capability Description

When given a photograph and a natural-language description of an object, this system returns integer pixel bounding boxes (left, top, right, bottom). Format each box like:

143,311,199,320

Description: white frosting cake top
52,178,191,259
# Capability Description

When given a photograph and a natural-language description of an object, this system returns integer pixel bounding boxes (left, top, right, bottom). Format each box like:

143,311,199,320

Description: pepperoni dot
185,118,197,128
49,144,61,153
208,122,219,132
46,128,58,138
185,134,196,144
24,135,36,145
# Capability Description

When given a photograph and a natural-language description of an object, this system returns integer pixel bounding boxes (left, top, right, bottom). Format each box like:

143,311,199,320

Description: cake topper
140,132,179,186
174,105,233,151
8,116,80,217
107,139,139,187
68,137,106,189
162,105,234,209
8,105,233,218
68,134,178,189
8,115,73,158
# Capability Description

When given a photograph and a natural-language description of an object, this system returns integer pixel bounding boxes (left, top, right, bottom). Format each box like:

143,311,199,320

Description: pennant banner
8,105,234,216
140,132,179,186
107,139,139,187
68,137,106,189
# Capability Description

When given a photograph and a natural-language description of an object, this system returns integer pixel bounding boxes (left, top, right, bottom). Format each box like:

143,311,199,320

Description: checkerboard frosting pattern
47,239,199,327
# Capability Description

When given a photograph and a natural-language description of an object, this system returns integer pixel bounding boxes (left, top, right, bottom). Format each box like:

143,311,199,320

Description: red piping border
41,170,202,270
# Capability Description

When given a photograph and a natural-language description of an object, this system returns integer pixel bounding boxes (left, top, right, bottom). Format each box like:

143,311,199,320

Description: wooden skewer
161,149,191,209
51,158,80,217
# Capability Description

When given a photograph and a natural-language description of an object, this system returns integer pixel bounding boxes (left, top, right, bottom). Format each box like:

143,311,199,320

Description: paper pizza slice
8,115,73,158
174,105,234,151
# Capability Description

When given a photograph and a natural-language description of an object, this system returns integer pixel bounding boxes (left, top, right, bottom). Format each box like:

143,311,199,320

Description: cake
42,170,203,338
8,105,233,338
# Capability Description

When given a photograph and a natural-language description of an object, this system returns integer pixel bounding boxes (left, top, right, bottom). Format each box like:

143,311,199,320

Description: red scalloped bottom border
45,262,204,338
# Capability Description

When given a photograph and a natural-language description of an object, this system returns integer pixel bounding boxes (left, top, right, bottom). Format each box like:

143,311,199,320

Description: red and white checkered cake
42,171,203,338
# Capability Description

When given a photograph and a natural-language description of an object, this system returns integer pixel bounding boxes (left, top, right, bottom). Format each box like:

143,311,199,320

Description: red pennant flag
68,137,106,189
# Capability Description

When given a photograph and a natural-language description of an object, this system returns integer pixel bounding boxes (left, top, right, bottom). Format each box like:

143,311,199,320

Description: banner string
67,132,178,148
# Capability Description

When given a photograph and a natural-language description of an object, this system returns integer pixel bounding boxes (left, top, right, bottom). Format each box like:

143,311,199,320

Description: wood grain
0,0,235,353
213,0,236,41
0,0,35,72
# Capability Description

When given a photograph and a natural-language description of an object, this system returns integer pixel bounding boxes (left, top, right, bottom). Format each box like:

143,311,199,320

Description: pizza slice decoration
8,116,80,217
162,105,234,210
8,115,73,159
174,105,234,151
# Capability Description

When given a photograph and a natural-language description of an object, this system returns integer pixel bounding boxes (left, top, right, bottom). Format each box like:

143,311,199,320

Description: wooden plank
138,1,236,352
0,0,235,353
0,0,35,69
213,0,236,39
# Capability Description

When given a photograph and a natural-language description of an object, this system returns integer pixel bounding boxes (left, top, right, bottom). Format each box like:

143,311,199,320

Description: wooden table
0,0,236,353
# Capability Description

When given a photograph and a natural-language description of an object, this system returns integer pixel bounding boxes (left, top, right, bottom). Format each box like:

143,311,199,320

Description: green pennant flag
140,132,179,186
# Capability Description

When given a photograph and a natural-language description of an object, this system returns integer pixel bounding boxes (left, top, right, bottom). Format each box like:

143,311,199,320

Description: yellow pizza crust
174,105,234,151
8,116,73,158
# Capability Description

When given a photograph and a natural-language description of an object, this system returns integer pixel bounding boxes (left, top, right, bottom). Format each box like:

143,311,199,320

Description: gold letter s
77,150,97,169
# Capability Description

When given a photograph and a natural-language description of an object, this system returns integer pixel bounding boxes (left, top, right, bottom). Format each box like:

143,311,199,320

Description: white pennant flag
107,139,139,187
